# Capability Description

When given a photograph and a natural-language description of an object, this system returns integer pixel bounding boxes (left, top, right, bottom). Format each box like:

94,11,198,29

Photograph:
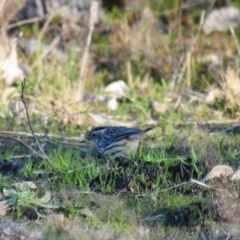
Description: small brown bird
86,125,156,159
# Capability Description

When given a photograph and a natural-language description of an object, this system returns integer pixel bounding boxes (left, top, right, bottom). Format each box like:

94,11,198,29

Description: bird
86,125,156,159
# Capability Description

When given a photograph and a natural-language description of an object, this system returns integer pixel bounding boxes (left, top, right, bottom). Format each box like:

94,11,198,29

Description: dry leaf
202,165,234,182
0,201,7,216
12,181,37,191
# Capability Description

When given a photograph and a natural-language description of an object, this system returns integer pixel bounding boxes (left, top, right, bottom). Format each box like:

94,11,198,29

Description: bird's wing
100,127,150,147
99,127,122,147
114,128,143,141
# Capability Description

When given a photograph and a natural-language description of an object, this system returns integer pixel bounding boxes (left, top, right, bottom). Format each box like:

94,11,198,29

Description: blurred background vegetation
0,0,240,135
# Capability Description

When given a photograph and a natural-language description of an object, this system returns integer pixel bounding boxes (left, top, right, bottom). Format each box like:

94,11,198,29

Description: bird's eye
92,133,96,137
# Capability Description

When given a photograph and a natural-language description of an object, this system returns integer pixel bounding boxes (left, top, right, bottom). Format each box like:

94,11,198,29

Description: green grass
0,128,240,238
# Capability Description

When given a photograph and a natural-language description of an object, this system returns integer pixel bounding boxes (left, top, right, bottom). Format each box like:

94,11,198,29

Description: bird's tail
143,125,160,133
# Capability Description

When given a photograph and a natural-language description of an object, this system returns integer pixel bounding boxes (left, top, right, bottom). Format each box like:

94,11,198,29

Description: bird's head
86,126,109,142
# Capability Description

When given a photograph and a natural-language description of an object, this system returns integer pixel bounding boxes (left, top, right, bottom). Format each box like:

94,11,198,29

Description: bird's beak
83,137,90,142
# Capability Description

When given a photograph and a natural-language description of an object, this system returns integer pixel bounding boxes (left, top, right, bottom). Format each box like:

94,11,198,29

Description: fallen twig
0,130,85,142
190,178,215,189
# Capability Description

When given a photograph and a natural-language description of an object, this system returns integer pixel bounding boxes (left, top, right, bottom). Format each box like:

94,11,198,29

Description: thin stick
186,52,191,87
76,1,99,102
30,36,61,70
1,6,67,32
20,79,55,167
1,16,46,32
35,0,45,17
21,80,35,140
0,130,86,142
6,135,47,160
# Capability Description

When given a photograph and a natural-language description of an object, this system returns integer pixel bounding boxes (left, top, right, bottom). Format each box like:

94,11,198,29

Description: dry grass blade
207,67,240,114
170,10,206,88
230,27,240,56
